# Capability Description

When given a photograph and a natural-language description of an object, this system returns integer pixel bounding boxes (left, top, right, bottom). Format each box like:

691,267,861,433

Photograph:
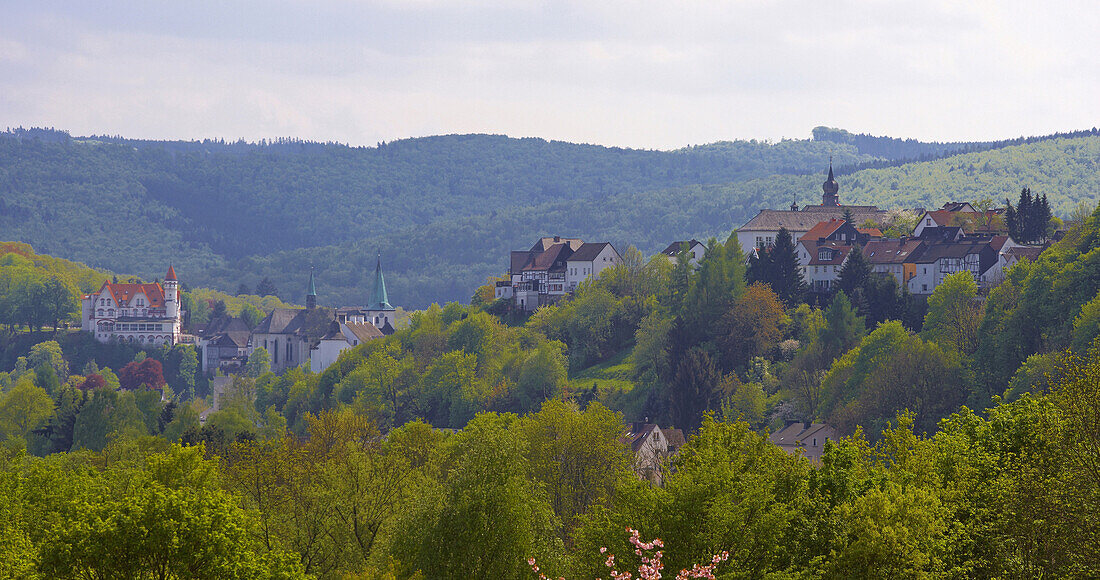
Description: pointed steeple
306,267,317,309
165,264,178,281
367,254,393,311
822,160,840,206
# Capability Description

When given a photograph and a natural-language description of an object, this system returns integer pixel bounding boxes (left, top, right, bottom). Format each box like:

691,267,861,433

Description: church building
336,256,397,335
81,266,183,346
736,166,890,253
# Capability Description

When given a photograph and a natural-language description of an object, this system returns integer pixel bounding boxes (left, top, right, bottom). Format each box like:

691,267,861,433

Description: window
926,219,932,226
818,248,832,261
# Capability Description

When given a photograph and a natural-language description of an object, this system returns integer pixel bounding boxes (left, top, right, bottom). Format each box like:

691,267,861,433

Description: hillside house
769,422,837,463
913,207,1007,237
626,422,686,485
310,318,384,372
197,316,251,373
660,239,706,266
504,237,621,311
81,266,183,346
863,238,923,288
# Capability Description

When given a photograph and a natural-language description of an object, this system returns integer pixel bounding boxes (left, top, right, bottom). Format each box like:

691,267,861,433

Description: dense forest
4,126,1097,308
4,195,1100,576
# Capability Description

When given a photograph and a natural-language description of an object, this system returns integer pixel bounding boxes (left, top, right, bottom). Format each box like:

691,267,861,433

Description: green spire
306,267,318,309
368,254,393,310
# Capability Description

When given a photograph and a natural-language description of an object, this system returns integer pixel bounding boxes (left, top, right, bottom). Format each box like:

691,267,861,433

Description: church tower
822,164,840,206
365,254,396,334
164,264,179,319
306,268,317,310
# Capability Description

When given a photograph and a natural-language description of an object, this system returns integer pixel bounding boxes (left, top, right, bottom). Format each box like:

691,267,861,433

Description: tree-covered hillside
201,134,1100,308
2,127,1098,307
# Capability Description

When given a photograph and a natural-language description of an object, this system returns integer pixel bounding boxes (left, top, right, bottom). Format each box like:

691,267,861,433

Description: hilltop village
69,166,1051,465
495,166,1049,311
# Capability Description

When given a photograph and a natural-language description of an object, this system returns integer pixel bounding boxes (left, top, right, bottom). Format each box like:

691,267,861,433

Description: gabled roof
740,207,887,232
807,242,852,266
252,308,308,335
863,239,924,264
916,226,964,242
857,227,883,237
627,423,660,453
800,219,846,242
567,242,617,262
523,242,571,272
345,322,384,343
531,237,584,252
1005,246,1043,262
664,428,687,450
910,240,989,264
941,202,975,212
660,239,704,256
769,422,836,447
98,282,166,308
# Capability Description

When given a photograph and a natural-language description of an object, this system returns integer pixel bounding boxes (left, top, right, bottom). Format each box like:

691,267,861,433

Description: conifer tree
836,246,872,297
764,228,806,305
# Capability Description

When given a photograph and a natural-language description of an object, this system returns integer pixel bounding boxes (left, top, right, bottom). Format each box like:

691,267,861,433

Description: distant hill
2,127,1097,308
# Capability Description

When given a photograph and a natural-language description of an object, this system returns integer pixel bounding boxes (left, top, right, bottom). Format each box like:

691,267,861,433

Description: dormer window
818,248,833,261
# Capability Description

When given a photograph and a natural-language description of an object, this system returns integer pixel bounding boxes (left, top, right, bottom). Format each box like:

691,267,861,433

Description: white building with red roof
80,266,183,346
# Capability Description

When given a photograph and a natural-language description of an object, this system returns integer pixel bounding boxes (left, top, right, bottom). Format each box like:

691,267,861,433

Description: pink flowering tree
529,527,729,580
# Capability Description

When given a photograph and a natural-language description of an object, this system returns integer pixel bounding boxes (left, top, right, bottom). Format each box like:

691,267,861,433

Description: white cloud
0,1,1096,148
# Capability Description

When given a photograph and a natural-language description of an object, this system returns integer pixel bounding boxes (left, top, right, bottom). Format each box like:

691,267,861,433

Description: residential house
769,422,837,463
81,265,183,346
626,422,686,485
912,207,1007,237
906,239,998,295
660,239,706,266
197,316,251,373
504,236,619,311
863,238,923,288
310,318,384,372
565,242,622,292
796,220,870,294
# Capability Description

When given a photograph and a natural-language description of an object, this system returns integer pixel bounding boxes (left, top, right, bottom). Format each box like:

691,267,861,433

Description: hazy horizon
2,1,1097,150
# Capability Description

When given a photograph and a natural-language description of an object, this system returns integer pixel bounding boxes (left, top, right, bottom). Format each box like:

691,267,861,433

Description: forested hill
1,127,1097,308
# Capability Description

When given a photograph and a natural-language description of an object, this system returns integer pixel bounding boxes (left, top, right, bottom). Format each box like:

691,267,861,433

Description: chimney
554,235,561,242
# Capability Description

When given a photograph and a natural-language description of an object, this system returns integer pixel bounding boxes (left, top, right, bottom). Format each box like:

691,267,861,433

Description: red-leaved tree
118,359,166,391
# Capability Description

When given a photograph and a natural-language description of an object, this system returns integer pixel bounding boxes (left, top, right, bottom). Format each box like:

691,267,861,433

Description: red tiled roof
863,239,924,264
165,265,177,281
807,242,852,266
857,228,883,237
800,219,845,242
100,282,166,307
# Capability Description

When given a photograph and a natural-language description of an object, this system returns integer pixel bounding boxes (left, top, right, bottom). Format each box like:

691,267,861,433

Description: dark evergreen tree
255,277,279,297
836,246,872,297
668,347,721,432
211,300,228,320
763,228,806,306
236,283,251,296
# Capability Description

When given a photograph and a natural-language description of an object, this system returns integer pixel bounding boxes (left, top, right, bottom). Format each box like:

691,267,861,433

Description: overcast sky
1,1,1096,149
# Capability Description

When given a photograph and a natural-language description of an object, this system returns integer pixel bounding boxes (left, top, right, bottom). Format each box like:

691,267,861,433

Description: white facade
80,268,182,346
566,243,621,291
310,322,383,373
